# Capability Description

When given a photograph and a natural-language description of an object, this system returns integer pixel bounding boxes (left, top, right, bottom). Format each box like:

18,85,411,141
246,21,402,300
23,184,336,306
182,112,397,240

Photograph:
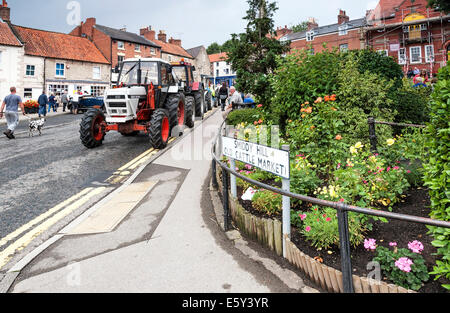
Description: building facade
208,52,236,87
186,46,212,83
365,0,450,76
70,18,162,82
13,25,111,98
0,18,23,99
284,12,366,55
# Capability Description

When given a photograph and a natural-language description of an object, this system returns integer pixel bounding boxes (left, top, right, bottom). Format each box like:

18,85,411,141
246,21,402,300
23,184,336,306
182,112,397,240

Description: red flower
257,104,263,108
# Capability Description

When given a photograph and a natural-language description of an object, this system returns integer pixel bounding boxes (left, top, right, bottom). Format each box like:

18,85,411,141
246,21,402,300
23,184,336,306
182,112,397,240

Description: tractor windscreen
172,66,187,82
118,61,159,86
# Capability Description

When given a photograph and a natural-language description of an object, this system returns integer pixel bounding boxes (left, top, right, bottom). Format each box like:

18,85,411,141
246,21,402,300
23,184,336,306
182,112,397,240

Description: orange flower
305,101,310,105
324,95,330,102
300,108,305,113
330,94,337,101
254,121,258,126
305,107,313,114
258,119,263,124
310,126,316,130
314,97,323,104
301,114,306,118
336,135,342,140
331,107,337,111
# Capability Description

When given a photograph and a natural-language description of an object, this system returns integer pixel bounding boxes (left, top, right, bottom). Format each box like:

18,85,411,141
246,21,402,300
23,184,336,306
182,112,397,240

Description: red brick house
70,18,162,71
139,26,193,63
284,11,366,54
365,0,450,76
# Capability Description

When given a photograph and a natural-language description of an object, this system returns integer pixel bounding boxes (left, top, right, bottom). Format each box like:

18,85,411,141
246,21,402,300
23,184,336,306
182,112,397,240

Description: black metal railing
211,120,450,293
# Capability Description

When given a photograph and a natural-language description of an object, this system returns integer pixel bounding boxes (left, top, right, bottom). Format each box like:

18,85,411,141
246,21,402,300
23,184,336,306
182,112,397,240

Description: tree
427,0,450,13
226,0,290,105
206,42,222,55
292,21,308,33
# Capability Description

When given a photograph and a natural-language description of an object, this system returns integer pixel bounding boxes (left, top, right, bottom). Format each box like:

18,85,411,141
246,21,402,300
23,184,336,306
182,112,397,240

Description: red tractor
80,58,193,150
171,60,212,122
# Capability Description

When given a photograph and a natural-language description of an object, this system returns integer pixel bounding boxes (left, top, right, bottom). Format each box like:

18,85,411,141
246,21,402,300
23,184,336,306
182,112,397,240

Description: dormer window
306,31,315,42
338,24,348,36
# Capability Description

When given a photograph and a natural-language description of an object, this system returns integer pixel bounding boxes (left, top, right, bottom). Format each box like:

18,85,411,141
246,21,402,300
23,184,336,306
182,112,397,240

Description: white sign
390,44,400,52
222,137,290,179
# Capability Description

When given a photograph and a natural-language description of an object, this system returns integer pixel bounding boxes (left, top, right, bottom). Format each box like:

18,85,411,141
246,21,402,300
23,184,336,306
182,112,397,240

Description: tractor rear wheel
80,109,106,149
185,96,195,128
194,92,205,120
205,90,212,111
166,93,186,131
149,109,170,150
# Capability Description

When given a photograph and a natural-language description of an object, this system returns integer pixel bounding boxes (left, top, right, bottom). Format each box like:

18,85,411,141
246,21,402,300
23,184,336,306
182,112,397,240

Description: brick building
139,26,193,64
284,11,366,54
13,25,111,98
186,46,212,83
365,0,450,76
70,18,162,77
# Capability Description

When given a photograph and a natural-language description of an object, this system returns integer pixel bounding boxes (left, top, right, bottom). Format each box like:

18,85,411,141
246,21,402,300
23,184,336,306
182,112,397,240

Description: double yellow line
0,187,106,270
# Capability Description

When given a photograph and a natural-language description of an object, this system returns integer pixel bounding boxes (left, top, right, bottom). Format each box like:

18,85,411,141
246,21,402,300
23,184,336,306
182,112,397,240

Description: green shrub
394,78,432,125
373,245,429,291
293,207,368,250
252,190,282,216
423,65,450,290
226,108,261,126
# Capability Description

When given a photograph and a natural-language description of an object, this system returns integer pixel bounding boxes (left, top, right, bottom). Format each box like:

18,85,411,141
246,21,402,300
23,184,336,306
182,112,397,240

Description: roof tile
0,21,21,46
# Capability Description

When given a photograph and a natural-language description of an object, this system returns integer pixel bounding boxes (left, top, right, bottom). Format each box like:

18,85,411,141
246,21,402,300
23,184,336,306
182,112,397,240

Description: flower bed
217,161,447,292
24,100,39,114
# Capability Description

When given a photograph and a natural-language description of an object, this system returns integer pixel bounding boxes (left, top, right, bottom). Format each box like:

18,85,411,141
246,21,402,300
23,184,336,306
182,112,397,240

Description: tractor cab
171,60,203,93
105,58,178,124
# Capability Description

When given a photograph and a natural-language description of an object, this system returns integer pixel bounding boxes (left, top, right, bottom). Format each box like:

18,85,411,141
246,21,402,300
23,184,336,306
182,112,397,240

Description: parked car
68,91,104,113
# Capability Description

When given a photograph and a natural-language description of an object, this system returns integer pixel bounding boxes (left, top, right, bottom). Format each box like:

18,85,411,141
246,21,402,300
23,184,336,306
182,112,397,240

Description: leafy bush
252,190,282,216
226,108,261,126
293,207,368,250
394,78,432,125
270,48,342,127
373,244,429,291
423,65,450,290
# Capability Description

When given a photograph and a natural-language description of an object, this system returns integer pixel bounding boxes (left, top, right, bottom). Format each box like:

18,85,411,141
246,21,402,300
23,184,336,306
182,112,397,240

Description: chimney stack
158,30,167,43
307,17,318,31
338,9,349,24
140,26,156,41
168,37,182,47
0,0,10,22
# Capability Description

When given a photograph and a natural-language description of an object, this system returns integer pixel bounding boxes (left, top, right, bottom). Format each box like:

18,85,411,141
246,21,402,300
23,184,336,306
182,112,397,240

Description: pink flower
364,238,377,251
299,214,307,221
408,240,424,254
339,198,345,203
305,226,312,232
245,164,253,170
395,257,413,273
337,163,341,169
326,218,332,222
393,166,400,171
389,242,397,247
363,180,368,184
407,170,411,174
387,167,391,172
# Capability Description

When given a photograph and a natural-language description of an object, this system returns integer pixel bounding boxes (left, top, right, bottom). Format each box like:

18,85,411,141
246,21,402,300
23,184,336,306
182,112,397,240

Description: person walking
48,93,57,113
38,91,48,118
0,87,26,139
61,91,69,113
218,82,229,112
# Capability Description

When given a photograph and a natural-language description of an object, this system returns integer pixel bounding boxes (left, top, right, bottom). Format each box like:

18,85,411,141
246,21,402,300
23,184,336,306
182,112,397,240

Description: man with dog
0,87,26,139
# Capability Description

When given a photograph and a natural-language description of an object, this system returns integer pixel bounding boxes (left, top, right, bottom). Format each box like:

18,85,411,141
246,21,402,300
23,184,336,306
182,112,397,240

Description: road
0,113,155,240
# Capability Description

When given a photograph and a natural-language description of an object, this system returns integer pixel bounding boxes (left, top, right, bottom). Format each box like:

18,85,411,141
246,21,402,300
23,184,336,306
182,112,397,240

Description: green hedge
226,108,261,126
423,65,450,290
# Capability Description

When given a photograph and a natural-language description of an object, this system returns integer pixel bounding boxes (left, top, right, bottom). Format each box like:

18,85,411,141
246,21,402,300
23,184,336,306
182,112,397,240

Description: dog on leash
28,118,46,137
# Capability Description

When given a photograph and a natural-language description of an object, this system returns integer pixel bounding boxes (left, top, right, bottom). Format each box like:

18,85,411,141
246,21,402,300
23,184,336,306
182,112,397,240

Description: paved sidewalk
5,109,311,293
0,109,71,126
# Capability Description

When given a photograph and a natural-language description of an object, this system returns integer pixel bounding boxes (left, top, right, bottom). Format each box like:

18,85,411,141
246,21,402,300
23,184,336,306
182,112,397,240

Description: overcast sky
9,0,379,49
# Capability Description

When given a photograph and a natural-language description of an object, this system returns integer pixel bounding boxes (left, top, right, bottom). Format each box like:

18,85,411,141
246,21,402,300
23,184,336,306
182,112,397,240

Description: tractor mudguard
192,82,201,91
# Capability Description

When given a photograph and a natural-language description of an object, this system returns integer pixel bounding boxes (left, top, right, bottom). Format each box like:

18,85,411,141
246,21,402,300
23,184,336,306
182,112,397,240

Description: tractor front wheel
149,109,170,150
80,109,106,149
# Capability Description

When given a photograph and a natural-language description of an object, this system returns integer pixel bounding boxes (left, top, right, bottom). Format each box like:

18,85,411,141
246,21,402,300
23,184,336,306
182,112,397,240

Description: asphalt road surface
0,113,155,240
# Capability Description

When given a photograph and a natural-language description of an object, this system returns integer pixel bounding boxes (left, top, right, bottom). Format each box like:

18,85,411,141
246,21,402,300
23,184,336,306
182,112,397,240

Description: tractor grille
107,95,126,99
108,102,127,108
